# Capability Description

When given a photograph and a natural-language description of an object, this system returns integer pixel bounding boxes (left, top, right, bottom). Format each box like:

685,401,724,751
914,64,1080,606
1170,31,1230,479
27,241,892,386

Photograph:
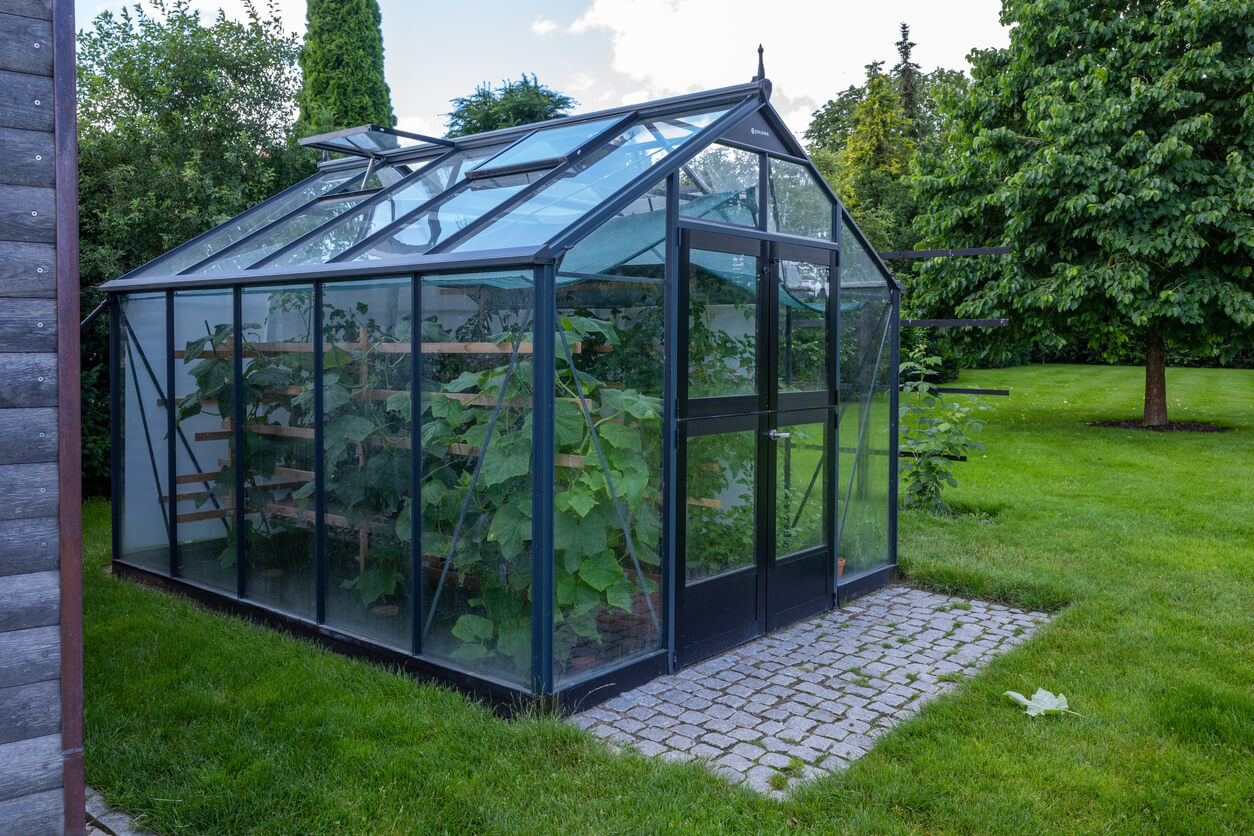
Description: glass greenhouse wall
105,80,899,706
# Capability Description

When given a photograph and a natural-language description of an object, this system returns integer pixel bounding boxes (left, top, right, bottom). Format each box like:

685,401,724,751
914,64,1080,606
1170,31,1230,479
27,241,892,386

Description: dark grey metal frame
104,82,900,709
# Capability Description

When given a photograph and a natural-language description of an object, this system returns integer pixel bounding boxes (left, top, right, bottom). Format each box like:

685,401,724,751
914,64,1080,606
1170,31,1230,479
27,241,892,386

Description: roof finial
754,44,765,81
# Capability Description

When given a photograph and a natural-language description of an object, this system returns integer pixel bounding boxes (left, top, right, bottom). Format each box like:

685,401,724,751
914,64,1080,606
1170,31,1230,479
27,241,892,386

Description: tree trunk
1144,328,1168,427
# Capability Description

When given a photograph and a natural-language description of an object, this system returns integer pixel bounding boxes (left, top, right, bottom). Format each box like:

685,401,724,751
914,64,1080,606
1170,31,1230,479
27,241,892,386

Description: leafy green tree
298,0,395,132
810,62,916,253
78,0,313,493
445,75,574,138
912,0,1254,427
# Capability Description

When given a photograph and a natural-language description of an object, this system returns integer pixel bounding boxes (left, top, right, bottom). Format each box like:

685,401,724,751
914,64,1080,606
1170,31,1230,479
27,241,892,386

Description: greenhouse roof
101,79,896,294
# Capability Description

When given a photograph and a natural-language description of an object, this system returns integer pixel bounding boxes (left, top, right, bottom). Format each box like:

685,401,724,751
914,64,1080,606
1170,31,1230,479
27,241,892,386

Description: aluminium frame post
233,287,246,598
109,295,122,566
531,262,556,696
314,282,327,623
166,290,178,576
888,288,900,571
831,204,842,600
410,272,423,656
662,172,680,673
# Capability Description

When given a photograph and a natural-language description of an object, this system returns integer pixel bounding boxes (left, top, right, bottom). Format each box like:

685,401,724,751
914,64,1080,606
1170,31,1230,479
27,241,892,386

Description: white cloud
568,0,1010,133
529,17,559,36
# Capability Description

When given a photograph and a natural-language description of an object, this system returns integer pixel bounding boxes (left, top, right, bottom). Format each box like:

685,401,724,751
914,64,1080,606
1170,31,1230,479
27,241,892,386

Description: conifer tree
298,0,395,132
892,23,921,134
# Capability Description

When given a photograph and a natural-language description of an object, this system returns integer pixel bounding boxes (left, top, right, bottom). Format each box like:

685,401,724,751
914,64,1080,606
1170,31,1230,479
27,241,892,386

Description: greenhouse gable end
102,79,900,707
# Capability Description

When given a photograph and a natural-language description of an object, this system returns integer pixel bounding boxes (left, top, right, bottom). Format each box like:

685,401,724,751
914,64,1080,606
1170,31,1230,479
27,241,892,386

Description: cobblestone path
571,585,1050,795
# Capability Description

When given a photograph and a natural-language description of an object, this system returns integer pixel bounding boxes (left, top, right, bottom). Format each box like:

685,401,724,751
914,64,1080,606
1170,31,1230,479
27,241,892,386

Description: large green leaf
451,613,494,642
577,550,623,592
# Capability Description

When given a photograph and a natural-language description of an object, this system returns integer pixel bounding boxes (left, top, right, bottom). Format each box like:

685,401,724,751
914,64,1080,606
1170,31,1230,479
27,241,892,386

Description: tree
445,75,574,138
78,0,313,493
810,62,916,253
912,0,1254,427
893,23,922,132
298,0,395,132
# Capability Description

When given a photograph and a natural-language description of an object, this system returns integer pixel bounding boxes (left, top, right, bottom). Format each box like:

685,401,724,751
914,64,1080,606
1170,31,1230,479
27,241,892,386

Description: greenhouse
102,78,900,707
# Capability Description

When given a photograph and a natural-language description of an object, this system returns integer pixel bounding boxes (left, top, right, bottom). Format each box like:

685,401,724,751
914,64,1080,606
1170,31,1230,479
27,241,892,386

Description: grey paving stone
570,584,1050,797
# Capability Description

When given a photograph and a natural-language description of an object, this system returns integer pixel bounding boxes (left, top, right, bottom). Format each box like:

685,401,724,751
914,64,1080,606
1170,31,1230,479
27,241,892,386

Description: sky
74,0,1011,138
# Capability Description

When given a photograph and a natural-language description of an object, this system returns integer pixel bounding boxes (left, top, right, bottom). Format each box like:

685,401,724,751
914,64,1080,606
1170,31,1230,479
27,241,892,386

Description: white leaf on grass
1004,688,1081,717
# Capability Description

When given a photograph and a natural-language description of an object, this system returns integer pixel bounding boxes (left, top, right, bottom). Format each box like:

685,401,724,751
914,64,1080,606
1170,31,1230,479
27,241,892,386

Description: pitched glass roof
101,81,895,294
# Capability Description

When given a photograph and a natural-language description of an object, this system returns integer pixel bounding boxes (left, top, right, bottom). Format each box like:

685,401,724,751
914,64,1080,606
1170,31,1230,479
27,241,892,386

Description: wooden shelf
175,339,582,359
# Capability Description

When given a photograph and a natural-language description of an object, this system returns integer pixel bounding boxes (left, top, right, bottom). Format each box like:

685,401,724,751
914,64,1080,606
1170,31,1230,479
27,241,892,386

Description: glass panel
128,170,358,278
450,108,729,252
688,247,757,398
239,285,317,618
558,179,666,282
420,270,534,687
323,279,414,648
685,429,756,583
840,219,888,286
350,171,545,261
554,209,666,683
317,129,429,156
678,143,760,228
778,260,829,392
172,290,236,591
775,419,826,557
194,194,368,274
837,224,893,578
118,293,170,572
473,117,621,172
768,159,833,241
270,147,506,268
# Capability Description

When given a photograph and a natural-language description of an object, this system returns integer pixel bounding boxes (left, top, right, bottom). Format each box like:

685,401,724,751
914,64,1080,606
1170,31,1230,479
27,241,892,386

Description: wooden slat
900,318,1009,328
0,734,61,803
0,1,52,21
0,298,53,352
0,625,58,688
0,408,54,464
0,571,57,631
161,480,304,503
173,340,575,358
0,241,53,298
0,13,52,77
685,497,722,509
0,353,55,407
193,430,232,442
0,184,54,243
0,68,52,131
0,462,55,521
0,682,58,748
0,516,56,576
175,508,230,523
0,787,62,836
0,126,51,188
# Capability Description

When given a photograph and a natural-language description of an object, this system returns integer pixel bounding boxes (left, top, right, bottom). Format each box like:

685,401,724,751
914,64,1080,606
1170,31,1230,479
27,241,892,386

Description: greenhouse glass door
676,229,836,665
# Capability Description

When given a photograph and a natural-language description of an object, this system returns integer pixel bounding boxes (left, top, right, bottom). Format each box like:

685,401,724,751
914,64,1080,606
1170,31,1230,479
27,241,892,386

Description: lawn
83,363,1254,834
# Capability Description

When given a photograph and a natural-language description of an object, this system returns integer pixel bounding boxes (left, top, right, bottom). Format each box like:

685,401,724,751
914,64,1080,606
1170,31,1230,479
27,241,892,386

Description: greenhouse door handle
766,429,791,441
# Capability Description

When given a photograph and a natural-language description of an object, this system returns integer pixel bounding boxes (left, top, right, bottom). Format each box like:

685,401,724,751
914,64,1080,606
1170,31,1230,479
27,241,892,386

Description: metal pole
530,263,556,696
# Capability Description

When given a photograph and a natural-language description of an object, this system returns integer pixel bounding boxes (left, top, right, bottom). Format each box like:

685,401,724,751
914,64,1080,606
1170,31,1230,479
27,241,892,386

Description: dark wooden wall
0,0,83,832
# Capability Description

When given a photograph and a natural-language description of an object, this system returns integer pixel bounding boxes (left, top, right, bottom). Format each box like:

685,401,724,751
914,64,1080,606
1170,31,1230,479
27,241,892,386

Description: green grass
84,364,1254,834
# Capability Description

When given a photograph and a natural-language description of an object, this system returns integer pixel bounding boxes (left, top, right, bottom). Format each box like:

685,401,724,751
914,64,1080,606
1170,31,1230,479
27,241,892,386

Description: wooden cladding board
0,240,53,297
0,787,62,836
0,0,51,20
0,680,58,747
0,68,51,131
0,733,61,802
0,126,52,188
0,0,64,822
0,407,55,463
0,299,53,351
0,462,56,520
0,517,57,577
0,184,54,242
0,13,52,77
0,353,56,407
